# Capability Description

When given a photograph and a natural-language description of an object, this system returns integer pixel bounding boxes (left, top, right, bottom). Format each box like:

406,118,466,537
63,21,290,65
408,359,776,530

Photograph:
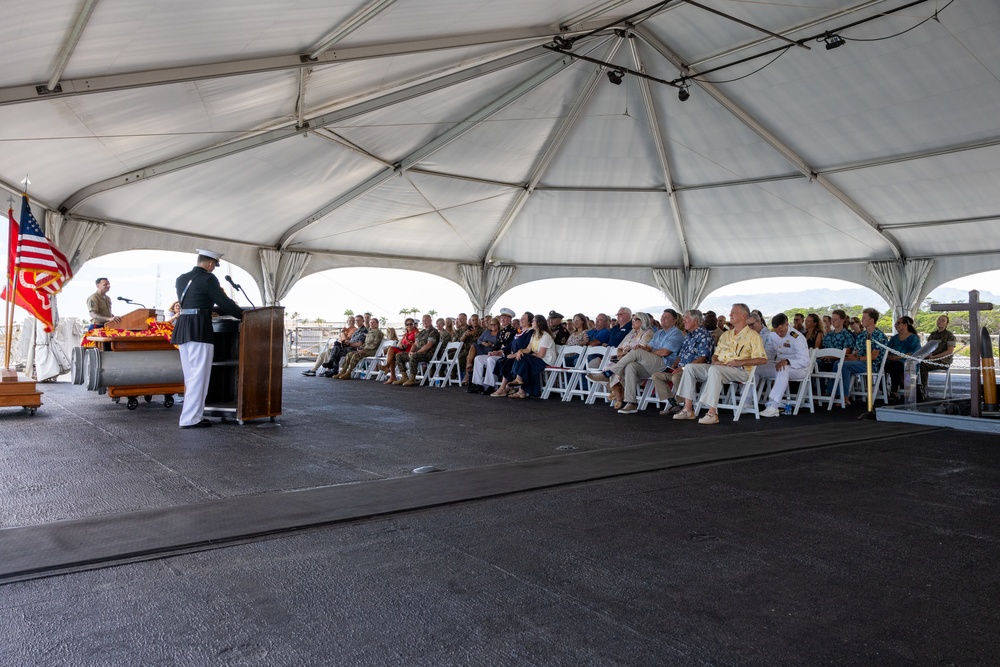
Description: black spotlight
607,69,624,86
824,32,845,50
678,84,690,102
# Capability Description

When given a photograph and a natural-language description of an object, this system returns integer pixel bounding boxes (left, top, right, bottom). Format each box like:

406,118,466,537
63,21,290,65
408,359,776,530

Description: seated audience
885,315,921,397
334,316,385,379
822,315,834,333
566,313,590,347
470,308,516,394
590,312,655,409
379,318,417,384
803,313,825,349
840,308,889,405
703,310,724,344
673,303,768,424
607,310,684,415
920,315,957,395
436,317,454,346
757,313,811,417
164,301,182,324
653,309,715,415
492,312,535,397
506,315,557,399
793,313,806,333
548,311,570,345
303,314,365,377
458,314,483,383
607,307,633,347
394,314,439,387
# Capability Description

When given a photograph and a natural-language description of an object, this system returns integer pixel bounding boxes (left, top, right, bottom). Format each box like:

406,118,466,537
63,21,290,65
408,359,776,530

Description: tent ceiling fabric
1,0,999,302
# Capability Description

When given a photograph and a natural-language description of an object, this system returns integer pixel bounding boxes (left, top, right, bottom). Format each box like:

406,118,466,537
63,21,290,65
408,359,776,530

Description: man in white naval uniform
757,312,811,418
171,249,244,429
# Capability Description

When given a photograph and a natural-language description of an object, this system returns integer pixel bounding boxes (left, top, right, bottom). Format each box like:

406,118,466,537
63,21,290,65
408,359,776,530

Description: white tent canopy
2,0,998,316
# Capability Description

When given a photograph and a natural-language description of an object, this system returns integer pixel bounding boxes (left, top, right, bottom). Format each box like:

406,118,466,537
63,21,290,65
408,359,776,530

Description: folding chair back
811,347,846,410
710,366,761,421
353,339,392,379
424,341,464,387
541,345,583,400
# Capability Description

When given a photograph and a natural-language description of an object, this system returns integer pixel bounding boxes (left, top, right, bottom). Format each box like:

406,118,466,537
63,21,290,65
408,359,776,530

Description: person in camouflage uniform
395,314,439,386
334,316,385,379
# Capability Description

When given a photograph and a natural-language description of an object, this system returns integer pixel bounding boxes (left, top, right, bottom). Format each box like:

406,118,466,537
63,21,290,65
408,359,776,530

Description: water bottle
784,403,792,416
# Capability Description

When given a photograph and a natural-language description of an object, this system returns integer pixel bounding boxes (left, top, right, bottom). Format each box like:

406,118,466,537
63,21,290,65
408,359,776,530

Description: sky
4,246,1000,328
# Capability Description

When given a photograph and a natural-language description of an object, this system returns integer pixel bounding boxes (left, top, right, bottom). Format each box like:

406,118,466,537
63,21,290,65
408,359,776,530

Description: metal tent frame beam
482,39,621,265
629,37,691,269
634,24,904,261
59,45,557,214
279,51,581,249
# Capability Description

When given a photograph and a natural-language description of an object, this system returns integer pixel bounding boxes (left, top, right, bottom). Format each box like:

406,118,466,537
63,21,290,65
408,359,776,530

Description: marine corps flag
2,195,71,333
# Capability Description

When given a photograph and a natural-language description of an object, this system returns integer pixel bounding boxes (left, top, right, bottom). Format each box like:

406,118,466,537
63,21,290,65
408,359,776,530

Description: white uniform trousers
676,363,749,409
757,362,811,407
178,341,214,427
472,354,502,388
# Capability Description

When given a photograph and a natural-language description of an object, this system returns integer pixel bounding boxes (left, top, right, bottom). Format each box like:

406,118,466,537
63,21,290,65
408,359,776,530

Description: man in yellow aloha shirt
673,303,768,425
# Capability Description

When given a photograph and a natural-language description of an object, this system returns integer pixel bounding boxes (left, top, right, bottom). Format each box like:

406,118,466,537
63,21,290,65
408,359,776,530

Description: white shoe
760,406,780,418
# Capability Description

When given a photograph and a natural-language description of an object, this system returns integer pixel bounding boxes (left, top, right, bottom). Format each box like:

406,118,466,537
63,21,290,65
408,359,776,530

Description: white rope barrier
870,339,987,370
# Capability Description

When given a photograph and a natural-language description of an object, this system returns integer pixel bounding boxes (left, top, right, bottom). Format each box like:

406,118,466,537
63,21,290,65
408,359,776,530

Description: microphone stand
225,276,256,309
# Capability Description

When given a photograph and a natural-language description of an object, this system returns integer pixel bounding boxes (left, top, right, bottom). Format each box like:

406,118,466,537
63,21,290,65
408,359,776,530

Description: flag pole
3,196,18,377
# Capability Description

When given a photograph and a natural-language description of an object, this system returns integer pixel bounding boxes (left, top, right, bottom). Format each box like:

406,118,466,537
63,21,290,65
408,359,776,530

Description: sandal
508,390,526,399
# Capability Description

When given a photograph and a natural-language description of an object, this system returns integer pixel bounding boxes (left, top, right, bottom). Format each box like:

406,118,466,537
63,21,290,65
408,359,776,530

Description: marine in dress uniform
171,249,244,428
757,313,811,417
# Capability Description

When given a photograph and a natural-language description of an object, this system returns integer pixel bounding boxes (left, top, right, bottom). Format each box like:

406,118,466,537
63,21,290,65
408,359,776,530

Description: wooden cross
931,290,994,418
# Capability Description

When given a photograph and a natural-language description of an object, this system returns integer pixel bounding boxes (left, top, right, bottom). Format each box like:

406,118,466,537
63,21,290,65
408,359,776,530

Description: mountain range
644,287,998,317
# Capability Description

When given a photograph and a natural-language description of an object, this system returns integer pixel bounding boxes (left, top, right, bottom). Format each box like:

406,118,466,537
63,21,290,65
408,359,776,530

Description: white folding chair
541,345,583,400
706,366,761,421
564,346,610,402
850,350,890,405
760,350,816,415
637,377,663,411
585,346,619,405
424,341,464,387
414,340,444,386
811,347,846,410
352,339,392,379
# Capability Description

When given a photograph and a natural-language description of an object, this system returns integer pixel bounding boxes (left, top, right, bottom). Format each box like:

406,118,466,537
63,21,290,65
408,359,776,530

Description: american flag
15,194,72,294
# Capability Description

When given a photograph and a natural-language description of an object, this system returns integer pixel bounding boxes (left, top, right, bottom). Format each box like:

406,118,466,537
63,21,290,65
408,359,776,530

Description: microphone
225,275,256,309
117,296,147,307
117,296,131,303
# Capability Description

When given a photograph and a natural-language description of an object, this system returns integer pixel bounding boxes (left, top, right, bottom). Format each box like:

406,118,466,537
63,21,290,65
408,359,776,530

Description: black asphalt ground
1,369,998,666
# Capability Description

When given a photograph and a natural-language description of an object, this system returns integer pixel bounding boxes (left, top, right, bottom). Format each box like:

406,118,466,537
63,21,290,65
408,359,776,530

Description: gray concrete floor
1,369,997,665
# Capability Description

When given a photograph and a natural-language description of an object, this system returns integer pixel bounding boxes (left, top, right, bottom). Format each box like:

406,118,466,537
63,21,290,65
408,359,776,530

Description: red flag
3,207,55,332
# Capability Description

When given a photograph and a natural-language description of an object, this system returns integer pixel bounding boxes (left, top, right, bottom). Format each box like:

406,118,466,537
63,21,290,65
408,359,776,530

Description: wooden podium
205,306,284,424
105,308,159,331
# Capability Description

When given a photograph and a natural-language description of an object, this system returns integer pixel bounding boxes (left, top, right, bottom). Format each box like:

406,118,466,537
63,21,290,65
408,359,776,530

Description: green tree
343,309,354,318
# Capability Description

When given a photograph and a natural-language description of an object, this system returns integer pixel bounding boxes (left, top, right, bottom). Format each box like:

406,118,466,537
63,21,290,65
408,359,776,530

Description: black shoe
467,384,482,394
483,387,496,396
302,370,316,376
180,419,212,429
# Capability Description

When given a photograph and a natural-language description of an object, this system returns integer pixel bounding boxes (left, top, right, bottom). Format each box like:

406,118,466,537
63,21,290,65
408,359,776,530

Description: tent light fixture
607,69,625,85
677,83,691,102
823,31,845,50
